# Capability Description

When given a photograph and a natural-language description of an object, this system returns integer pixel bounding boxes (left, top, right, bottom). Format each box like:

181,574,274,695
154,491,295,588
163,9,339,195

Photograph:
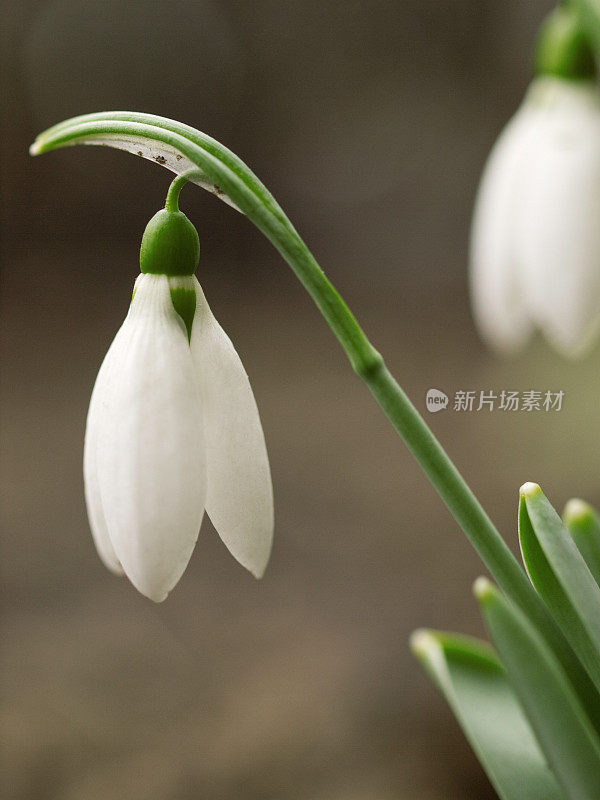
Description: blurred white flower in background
469,7,600,358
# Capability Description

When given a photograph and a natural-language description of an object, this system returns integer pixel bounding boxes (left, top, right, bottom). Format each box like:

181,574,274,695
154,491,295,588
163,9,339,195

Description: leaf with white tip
519,483,600,694
411,629,564,800
475,577,600,800
563,499,600,586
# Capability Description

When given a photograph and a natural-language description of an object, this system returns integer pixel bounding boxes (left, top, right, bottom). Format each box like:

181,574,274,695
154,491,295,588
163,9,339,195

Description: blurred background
2,1,599,798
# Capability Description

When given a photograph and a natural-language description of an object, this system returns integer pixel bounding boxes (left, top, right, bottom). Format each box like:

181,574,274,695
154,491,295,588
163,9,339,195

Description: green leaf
563,499,600,587
519,483,600,694
475,578,600,800
411,629,564,800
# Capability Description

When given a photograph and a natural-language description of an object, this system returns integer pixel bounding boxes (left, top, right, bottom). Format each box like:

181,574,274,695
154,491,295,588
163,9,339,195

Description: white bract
84,273,273,601
470,76,600,358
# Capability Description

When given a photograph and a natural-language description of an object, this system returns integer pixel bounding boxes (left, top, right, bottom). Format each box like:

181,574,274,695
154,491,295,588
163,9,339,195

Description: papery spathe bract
470,76,600,358
84,270,273,601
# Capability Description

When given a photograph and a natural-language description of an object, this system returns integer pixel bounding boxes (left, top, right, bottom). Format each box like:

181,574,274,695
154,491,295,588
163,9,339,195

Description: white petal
190,279,273,578
516,78,600,357
83,329,127,575
469,101,537,354
98,274,206,601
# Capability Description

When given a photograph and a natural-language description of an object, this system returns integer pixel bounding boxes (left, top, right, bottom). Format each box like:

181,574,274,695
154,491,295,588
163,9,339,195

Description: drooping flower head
84,176,273,601
470,5,600,358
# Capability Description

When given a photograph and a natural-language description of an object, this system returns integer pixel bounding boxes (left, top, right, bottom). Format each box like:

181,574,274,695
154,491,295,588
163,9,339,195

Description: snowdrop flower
470,6,600,358
84,190,273,601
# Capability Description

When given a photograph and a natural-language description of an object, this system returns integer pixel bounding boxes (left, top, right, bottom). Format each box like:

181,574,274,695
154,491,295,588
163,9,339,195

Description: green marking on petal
170,286,196,342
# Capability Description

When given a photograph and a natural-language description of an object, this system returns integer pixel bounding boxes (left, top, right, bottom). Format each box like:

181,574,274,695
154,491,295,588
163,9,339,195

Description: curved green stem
29,112,600,723
165,169,205,213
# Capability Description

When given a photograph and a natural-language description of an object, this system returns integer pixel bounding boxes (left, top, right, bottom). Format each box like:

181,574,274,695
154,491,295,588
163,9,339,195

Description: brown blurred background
2,1,599,798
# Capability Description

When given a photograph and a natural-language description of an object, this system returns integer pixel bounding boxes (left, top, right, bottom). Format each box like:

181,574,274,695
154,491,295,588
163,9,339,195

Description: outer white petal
98,274,206,602
517,78,600,357
190,279,273,578
83,328,127,575
469,100,537,354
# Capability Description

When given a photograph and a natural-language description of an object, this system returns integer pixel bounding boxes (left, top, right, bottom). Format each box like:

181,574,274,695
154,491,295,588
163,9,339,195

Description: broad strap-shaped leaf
411,629,564,800
563,498,600,586
475,578,600,800
519,483,600,694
